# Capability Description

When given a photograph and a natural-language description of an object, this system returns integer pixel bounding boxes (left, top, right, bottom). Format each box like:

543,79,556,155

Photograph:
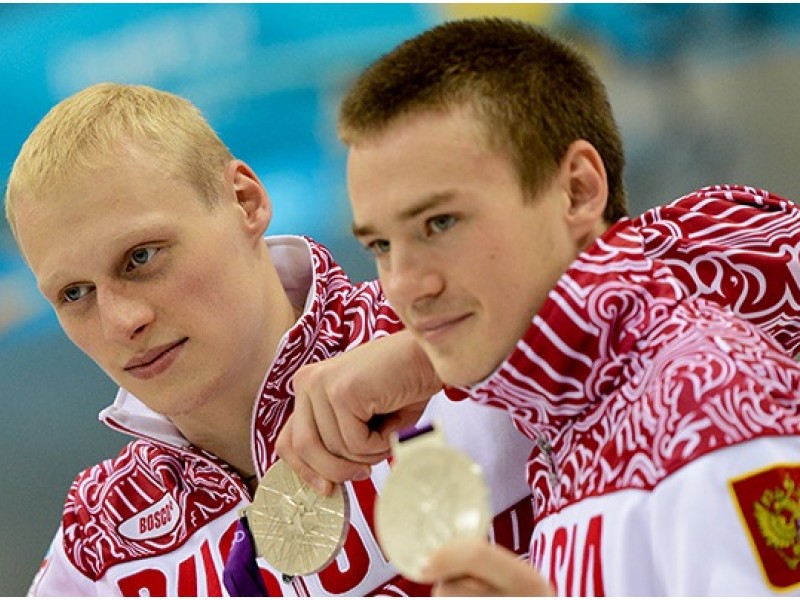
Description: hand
422,539,554,597
277,330,442,494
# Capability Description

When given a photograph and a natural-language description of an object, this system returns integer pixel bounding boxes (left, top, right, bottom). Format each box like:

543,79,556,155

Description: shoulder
577,300,800,483
631,301,800,469
643,184,797,222
61,440,241,581
307,240,402,345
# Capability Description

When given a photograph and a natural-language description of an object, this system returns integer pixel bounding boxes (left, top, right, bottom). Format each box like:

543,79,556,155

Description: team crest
729,465,800,590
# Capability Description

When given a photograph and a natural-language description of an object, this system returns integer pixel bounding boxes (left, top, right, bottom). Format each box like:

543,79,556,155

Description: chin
434,359,492,389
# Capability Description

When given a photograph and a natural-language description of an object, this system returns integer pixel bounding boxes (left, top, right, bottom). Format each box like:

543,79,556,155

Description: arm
277,329,442,494
646,435,800,595
28,528,99,596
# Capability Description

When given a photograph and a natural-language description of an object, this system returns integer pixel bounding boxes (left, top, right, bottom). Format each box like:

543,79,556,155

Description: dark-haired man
279,18,800,595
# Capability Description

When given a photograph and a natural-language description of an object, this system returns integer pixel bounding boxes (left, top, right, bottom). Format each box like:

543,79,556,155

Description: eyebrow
351,190,456,238
38,220,170,295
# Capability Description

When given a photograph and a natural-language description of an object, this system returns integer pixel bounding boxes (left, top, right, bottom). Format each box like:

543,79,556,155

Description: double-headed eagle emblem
754,474,800,570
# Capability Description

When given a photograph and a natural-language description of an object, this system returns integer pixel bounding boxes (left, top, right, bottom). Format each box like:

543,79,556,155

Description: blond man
6,82,535,596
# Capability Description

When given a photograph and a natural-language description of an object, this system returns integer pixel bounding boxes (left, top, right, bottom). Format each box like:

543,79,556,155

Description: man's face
14,148,274,418
349,107,581,387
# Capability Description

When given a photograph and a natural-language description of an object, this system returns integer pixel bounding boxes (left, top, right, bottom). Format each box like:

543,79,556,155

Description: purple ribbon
223,515,269,596
397,422,434,442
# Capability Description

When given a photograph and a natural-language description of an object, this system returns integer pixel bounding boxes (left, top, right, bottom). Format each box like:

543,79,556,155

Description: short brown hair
339,17,627,222
5,82,233,238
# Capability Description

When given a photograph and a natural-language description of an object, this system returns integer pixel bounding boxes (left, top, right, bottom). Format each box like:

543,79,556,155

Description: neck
169,300,304,478
172,398,257,477
171,248,306,479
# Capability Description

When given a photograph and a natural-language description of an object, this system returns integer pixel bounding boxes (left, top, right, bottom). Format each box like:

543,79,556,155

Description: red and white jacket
447,185,800,595
28,236,535,596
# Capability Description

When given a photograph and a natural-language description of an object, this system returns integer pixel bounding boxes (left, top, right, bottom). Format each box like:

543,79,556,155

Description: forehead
347,107,518,222
17,150,171,227
14,153,203,286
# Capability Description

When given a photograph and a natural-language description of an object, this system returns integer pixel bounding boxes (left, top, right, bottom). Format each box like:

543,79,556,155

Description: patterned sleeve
351,280,403,344
343,279,404,350
636,184,800,355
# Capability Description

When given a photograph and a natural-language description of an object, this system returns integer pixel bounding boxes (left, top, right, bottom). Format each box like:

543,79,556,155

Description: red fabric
448,185,800,519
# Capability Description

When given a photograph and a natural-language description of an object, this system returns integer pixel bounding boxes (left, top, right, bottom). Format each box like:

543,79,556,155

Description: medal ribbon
222,515,269,596
397,422,434,442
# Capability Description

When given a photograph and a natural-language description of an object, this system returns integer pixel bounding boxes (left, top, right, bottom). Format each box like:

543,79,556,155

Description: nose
96,285,155,342
381,244,444,311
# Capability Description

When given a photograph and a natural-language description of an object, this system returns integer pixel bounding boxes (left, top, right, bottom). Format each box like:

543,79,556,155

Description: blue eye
428,215,456,234
62,284,92,304
127,247,158,270
366,239,391,257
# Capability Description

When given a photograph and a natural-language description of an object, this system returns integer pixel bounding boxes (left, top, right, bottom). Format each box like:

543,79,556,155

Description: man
277,18,800,595
5,82,535,595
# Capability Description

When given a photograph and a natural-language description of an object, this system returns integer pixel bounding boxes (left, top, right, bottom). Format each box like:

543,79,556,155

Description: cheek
376,264,402,312
178,270,218,301
482,258,546,337
172,247,239,306
487,288,531,344
170,252,258,339
58,315,106,364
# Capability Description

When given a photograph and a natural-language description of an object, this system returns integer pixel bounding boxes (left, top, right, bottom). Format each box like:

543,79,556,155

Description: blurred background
2,3,800,594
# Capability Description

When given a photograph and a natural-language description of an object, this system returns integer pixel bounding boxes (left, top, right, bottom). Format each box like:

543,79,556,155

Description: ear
557,140,608,248
225,160,272,240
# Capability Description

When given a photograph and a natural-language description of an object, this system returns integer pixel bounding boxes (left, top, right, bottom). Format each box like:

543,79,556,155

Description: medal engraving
247,459,349,576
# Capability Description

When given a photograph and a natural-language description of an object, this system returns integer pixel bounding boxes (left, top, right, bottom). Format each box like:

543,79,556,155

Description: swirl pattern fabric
446,185,800,520
252,239,402,478
636,185,800,355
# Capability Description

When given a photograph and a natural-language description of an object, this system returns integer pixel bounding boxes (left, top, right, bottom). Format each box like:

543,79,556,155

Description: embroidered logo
118,493,180,541
729,465,800,591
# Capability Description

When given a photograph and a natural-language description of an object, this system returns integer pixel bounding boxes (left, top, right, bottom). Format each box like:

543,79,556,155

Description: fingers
296,370,391,462
329,391,393,460
424,539,555,597
276,332,440,493
276,413,368,495
433,575,494,597
368,401,430,439
304,378,357,460
277,368,391,493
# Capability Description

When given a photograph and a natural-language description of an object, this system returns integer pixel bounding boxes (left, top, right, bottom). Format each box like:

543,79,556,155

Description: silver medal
375,423,491,582
246,459,349,576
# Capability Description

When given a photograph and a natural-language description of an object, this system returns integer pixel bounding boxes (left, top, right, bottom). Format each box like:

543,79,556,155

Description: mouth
413,314,471,343
124,338,188,379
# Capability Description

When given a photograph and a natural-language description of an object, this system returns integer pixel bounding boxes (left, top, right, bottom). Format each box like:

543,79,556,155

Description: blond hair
339,18,628,223
5,82,233,238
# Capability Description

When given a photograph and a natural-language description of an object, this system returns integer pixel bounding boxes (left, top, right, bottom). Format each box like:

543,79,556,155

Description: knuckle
293,361,322,389
291,424,317,451
327,383,349,409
